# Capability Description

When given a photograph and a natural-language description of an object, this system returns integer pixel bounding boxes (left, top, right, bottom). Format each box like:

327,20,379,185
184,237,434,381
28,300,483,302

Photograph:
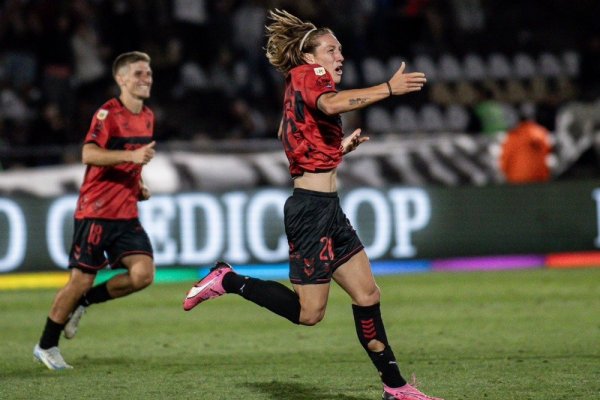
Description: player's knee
300,314,323,326
138,271,154,289
131,269,154,290
354,285,381,307
68,272,95,294
299,308,326,326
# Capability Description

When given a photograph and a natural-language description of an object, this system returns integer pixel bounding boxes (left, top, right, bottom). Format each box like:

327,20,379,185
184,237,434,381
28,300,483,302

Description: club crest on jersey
313,67,326,76
97,109,109,120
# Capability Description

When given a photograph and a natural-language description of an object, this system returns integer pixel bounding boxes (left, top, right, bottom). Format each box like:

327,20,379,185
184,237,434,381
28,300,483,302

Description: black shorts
284,188,364,284
69,218,153,274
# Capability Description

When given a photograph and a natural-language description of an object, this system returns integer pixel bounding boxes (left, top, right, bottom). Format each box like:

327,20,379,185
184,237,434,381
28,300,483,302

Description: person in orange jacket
500,119,552,183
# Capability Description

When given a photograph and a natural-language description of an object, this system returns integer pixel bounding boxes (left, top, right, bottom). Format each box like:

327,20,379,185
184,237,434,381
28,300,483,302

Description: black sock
39,317,65,349
352,303,406,388
79,282,112,306
221,271,246,293
222,272,301,324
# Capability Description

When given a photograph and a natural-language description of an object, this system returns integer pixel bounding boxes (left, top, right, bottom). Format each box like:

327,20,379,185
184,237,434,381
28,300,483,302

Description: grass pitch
0,268,598,400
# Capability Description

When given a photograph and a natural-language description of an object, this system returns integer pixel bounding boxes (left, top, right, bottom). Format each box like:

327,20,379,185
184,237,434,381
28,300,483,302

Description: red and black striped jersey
75,98,154,220
281,64,343,177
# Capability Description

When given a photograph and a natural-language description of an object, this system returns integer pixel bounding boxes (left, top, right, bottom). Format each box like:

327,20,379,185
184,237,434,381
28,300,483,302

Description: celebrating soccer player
34,51,156,370
183,9,442,400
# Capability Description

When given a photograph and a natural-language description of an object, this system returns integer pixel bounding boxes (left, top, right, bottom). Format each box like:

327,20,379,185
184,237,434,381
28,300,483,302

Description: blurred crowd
1,0,599,169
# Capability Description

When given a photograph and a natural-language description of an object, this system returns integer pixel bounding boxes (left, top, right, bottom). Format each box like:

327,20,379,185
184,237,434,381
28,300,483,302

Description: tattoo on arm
349,97,369,106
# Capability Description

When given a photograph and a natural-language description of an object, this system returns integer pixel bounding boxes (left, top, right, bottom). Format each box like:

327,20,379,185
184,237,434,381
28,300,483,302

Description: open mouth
335,66,343,75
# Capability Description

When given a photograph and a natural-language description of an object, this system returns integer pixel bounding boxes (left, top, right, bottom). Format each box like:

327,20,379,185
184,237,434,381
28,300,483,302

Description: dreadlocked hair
265,9,332,74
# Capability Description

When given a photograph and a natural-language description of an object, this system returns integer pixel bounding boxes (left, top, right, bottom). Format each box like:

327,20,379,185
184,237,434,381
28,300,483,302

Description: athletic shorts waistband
293,188,338,198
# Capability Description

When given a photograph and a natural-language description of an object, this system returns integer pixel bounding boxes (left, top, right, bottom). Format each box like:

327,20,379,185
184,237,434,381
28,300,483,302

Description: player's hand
277,118,284,141
341,129,369,155
387,62,426,95
139,181,151,201
131,141,156,165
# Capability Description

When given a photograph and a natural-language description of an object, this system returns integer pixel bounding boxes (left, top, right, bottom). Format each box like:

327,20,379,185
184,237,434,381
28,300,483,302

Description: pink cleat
183,262,233,311
383,383,444,400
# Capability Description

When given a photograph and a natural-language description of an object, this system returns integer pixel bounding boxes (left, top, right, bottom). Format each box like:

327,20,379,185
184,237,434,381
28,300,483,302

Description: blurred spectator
0,81,33,150
172,0,209,66
71,20,108,96
37,9,74,117
231,0,268,98
30,102,70,166
0,83,31,123
449,0,486,50
323,0,374,69
208,47,239,97
33,102,69,144
0,0,40,90
0,0,597,171
473,86,508,135
500,118,552,184
228,98,268,139
98,0,144,58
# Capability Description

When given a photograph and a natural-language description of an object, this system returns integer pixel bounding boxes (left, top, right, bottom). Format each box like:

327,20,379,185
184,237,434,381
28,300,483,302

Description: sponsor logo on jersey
314,67,326,76
91,122,103,139
97,109,109,120
317,76,333,89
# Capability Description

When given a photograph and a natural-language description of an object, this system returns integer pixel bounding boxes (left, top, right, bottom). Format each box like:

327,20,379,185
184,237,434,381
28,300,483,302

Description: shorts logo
73,245,81,260
303,258,315,277
289,242,302,262
314,67,326,76
97,109,109,120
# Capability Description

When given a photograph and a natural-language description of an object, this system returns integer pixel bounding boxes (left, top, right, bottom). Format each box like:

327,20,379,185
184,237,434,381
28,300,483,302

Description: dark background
1,0,599,172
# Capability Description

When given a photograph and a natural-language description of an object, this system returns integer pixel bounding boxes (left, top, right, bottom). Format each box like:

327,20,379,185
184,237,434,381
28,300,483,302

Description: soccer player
34,51,156,370
183,9,443,400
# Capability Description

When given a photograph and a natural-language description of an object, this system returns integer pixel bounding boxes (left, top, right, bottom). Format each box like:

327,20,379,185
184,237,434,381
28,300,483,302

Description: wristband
385,81,393,96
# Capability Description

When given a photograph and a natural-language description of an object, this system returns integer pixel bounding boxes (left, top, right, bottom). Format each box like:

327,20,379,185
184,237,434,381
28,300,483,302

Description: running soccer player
183,9,443,400
34,51,156,370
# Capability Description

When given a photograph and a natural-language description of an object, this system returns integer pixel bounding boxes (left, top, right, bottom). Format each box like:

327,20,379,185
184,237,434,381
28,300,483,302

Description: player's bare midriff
293,169,338,193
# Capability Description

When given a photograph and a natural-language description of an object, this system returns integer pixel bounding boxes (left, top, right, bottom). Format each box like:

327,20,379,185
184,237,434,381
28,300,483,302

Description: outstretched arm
317,62,426,115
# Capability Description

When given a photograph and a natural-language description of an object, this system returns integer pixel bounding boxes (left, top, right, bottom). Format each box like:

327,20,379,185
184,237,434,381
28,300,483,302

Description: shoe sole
64,306,85,339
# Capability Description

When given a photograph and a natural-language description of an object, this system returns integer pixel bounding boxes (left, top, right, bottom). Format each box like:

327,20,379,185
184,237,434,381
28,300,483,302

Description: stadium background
1,0,600,285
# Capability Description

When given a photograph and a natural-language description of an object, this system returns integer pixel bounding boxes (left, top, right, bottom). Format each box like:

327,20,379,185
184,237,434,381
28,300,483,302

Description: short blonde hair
112,51,151,78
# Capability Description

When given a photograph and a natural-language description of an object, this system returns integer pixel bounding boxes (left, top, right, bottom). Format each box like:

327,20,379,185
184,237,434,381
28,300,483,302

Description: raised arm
82,141,156,166
317,62,426,115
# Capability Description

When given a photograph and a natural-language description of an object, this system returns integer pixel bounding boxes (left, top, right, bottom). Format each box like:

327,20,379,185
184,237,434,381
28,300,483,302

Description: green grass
1,268,599,400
